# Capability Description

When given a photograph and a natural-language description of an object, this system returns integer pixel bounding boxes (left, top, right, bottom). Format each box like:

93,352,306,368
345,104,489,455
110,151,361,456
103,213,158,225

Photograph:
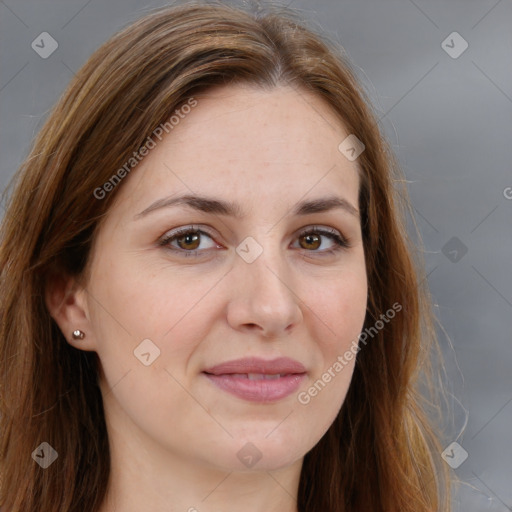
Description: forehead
112,84,360,215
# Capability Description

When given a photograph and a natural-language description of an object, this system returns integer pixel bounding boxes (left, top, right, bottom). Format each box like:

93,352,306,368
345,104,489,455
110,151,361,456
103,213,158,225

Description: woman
0,1,450,510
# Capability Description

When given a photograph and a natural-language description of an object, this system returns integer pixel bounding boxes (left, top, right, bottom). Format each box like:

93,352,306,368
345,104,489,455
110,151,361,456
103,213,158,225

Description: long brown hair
0,1,450,510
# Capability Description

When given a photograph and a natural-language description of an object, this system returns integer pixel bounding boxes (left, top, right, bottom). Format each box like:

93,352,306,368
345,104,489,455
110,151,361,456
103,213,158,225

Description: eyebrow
134,193,359,220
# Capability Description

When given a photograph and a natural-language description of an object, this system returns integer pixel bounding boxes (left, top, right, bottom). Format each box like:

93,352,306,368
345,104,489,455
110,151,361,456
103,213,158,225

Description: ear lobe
45,270,94,350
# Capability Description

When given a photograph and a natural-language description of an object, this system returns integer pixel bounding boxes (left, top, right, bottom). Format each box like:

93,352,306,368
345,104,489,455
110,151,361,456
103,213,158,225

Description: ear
45,269,96,352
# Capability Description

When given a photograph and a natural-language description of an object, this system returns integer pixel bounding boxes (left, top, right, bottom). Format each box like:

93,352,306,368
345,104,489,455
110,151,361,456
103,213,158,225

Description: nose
226,247,304,338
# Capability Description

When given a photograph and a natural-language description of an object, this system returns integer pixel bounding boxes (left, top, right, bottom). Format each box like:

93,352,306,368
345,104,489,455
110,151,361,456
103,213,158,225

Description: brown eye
159,226,219,256
299,233,321,250
292,227,350,255
176,232,201,250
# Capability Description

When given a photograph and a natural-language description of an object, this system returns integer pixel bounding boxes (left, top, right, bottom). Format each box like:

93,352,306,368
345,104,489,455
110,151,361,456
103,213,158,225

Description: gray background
1,0,511,509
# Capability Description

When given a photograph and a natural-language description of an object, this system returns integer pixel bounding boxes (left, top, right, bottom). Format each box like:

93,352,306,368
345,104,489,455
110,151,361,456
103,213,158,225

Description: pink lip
203,356,307,375
202,357,307,403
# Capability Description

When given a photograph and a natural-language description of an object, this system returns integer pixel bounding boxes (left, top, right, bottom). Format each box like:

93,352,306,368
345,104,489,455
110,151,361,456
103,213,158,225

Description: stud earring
72,329,85,340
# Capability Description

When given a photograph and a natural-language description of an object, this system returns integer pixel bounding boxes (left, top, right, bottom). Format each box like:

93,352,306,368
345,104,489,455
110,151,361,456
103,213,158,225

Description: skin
46,83,368,512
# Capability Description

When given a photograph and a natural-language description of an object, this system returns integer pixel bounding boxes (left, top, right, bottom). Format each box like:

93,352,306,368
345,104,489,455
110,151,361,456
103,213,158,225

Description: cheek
309,267,368,353
87,252,229,404
89,249,220,341
295,273,366,434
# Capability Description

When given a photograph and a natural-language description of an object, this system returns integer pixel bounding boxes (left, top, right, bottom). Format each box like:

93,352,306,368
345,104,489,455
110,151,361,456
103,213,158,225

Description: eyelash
158,225,351,258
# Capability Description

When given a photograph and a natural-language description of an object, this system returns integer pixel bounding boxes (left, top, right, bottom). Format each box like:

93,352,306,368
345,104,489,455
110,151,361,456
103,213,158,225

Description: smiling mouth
201,356,307,402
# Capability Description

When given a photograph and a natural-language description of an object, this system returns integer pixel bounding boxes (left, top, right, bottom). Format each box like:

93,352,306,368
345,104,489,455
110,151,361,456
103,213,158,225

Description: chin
215,429,315,472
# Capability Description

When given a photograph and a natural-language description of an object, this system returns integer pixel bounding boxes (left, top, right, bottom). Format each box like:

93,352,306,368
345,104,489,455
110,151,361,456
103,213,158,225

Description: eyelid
160,224,217,241
296,225,344,240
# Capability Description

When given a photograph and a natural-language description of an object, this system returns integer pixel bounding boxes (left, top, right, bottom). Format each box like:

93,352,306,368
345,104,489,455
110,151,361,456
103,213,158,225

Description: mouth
202,357,307,403
213,373,291,380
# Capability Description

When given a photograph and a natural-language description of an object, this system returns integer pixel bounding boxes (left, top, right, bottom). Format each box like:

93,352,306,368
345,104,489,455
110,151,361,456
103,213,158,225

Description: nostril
244,323,259,330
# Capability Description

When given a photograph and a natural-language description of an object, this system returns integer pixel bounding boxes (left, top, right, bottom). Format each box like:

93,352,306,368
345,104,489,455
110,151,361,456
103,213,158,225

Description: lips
203,356,307,376
202,357,307,402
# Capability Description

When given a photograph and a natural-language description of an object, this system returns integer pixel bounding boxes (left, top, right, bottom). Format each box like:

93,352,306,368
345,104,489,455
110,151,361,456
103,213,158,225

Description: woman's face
76,84,367,472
